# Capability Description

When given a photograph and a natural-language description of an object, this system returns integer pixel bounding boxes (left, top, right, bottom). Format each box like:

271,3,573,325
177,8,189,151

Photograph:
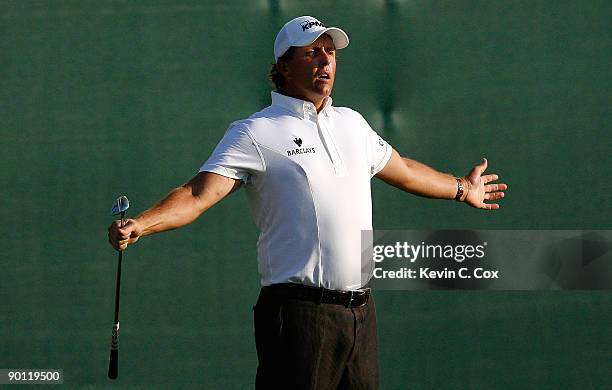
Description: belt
262,283,370,308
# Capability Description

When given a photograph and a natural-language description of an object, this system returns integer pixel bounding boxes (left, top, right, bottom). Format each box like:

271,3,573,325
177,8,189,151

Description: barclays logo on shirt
287,138,316,157
287,147,316,157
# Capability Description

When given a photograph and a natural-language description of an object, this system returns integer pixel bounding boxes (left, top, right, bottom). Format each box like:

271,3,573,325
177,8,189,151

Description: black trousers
253,286,379,390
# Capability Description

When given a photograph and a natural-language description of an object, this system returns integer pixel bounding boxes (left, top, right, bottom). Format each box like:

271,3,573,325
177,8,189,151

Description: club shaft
113,213,125,323
113,252,123,323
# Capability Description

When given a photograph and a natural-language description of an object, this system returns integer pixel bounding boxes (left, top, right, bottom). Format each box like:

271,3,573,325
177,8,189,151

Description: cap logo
300,20,325,31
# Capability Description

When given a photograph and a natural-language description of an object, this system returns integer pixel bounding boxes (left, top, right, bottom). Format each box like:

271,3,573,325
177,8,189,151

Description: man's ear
277,60,291,78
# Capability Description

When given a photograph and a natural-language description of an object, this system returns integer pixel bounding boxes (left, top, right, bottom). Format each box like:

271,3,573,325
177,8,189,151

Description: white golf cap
274,16,349,60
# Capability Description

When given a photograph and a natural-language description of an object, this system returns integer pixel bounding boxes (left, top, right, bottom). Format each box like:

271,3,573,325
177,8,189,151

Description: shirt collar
271,91,333,119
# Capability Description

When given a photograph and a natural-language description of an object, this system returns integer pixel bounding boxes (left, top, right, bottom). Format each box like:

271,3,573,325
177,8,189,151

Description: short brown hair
268,47,296,91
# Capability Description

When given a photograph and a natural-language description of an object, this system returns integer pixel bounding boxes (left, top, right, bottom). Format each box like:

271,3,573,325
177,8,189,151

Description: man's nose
318,50,333,66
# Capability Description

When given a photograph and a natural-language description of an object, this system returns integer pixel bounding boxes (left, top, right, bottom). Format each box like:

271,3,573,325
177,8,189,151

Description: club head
111,196,130,216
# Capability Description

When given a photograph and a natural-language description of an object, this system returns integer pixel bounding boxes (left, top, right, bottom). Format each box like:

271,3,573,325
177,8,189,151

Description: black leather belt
262,283,370,308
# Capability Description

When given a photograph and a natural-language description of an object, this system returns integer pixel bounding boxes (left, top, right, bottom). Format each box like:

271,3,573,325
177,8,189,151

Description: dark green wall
1,1,610,388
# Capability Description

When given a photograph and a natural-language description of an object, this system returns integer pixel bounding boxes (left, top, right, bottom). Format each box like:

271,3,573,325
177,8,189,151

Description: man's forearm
398,157,459,199
376,150,462,200
108,172,240,251
135,185,206,236
134,171,240,236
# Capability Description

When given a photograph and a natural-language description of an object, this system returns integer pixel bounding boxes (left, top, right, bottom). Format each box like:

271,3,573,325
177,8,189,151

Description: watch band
454,178,464,201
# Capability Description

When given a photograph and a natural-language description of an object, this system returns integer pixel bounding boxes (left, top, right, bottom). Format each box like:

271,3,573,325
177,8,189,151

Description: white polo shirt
200,92,391,290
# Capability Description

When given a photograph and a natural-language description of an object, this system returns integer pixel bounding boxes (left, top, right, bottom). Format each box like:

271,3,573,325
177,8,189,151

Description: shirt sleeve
199,122,265,182
364,119,392,177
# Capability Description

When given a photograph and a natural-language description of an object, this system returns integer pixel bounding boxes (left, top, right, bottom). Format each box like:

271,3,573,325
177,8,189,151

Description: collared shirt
200,92,392,290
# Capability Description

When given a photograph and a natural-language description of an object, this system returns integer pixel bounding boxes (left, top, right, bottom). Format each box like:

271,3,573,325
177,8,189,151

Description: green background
1,0,610,388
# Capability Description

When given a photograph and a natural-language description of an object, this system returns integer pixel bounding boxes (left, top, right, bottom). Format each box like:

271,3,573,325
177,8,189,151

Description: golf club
108,195,129,379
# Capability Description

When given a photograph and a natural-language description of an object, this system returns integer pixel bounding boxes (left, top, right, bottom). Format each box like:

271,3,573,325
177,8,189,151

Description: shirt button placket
319,115,344,174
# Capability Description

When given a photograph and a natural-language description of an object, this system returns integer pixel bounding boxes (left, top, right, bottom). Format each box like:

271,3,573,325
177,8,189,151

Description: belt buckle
347,290,368,308
347,290,367,308
347,290,354,308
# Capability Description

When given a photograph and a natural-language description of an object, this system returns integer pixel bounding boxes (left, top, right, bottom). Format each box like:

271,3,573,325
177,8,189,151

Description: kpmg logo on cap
300,20,325,31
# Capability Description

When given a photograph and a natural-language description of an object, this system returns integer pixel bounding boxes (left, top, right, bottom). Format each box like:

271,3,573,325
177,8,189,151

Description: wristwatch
454,178,464,201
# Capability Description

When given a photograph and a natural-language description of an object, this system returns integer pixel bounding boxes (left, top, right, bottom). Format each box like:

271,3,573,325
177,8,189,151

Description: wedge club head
111,196,130,217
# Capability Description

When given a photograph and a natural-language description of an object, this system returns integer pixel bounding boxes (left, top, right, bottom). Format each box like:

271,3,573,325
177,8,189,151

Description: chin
317,85,333,97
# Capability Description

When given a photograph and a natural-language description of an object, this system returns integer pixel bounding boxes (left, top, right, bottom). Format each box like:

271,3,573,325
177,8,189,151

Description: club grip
108,322,119,379
108,349,118,379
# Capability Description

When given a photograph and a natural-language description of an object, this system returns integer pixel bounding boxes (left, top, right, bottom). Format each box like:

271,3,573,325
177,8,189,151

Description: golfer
108,16,507,390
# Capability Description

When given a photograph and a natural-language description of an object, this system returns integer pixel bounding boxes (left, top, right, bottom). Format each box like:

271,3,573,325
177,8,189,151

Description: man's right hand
108,219,142,251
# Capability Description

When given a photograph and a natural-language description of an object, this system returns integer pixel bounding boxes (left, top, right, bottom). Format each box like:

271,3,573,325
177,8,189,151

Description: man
108,16,507,390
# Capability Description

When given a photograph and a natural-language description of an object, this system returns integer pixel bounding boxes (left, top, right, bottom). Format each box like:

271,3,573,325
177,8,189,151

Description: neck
278,89,327,113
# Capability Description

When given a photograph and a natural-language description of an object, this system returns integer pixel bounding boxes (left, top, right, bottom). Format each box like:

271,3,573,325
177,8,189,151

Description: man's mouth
316,73,331,81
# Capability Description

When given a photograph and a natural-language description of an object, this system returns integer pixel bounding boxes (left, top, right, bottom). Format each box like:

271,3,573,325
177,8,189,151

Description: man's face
280,34,337,106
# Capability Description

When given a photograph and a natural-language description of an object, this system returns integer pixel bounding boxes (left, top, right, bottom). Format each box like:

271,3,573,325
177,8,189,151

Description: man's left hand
462,158,508,210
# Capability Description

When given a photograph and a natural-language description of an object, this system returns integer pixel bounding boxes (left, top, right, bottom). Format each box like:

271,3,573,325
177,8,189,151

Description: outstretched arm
108,172,241,251
375,149,507,210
